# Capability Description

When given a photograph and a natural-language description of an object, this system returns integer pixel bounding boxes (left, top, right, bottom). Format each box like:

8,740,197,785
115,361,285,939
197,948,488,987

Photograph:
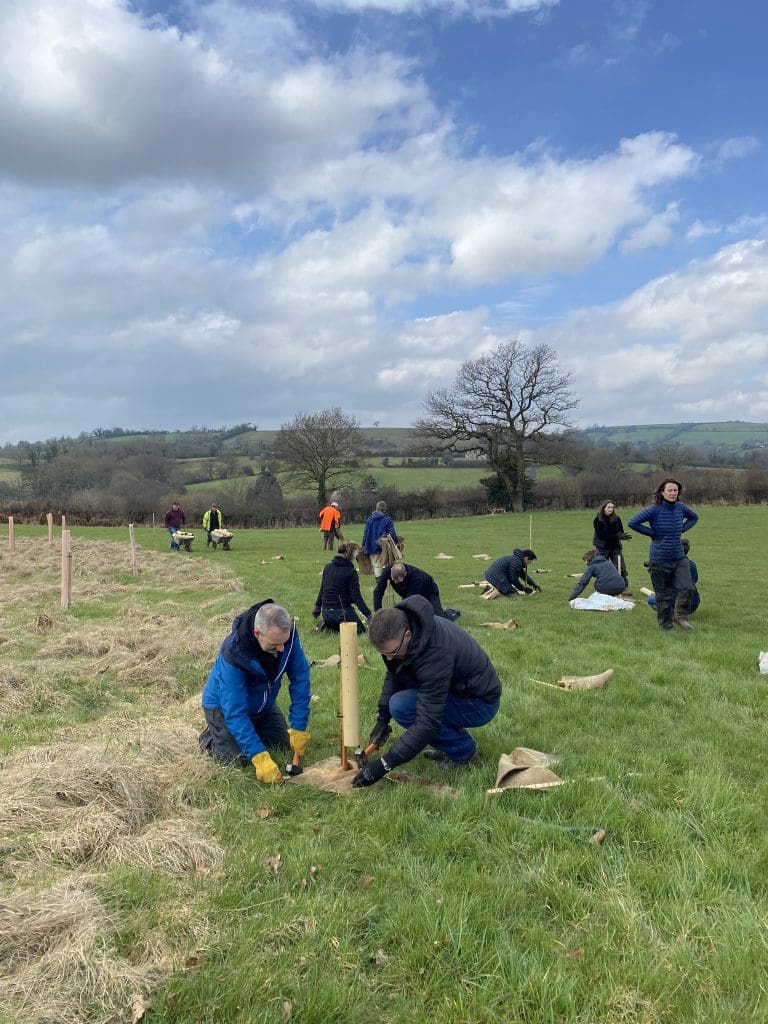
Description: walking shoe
423,749,483,765
674,617,694,632
434,750,483,771
423,748,448,761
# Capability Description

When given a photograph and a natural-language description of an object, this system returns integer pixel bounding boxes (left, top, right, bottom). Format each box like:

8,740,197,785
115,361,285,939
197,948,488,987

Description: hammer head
284,762,303,777
352,747,368,771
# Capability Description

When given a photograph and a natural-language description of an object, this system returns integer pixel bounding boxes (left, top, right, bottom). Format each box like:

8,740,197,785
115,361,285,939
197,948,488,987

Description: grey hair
369,608,409,647
254,603,293,634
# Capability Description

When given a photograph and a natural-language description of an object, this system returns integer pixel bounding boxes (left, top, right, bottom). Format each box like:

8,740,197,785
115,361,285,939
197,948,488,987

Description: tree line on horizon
2,342,768,526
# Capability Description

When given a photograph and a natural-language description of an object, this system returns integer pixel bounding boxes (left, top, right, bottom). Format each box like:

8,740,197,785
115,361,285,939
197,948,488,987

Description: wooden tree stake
61,529,72,609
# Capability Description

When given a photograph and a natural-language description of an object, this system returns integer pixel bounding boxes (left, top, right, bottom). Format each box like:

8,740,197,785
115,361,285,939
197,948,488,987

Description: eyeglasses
381,631,409,659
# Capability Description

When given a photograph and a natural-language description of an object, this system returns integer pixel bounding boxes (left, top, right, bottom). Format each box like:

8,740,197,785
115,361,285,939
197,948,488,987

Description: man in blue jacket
362,500,399,578
199,600,311,783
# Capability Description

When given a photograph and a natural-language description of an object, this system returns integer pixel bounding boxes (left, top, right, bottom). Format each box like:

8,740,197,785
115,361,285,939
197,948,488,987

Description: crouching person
568,549,628,601
199,600,311,784
352,595,501,788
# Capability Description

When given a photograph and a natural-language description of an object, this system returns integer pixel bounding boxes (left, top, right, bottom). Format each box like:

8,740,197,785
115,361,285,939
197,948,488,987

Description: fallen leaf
435,552,454,559
130,993,149,1024
257,806,273,819
373,949,392,966
183,955,203,971
310,864,320,875
357,874,374,889
565,947,584,960
263,852,282,874
282,1000,294,1019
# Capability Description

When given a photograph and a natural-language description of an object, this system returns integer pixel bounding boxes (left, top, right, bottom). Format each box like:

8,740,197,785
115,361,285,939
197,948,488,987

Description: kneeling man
352,595,501,788
199,600,311,784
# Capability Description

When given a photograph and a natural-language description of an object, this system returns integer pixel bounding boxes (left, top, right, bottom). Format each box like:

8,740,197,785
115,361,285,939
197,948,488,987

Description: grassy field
1,509,766,1023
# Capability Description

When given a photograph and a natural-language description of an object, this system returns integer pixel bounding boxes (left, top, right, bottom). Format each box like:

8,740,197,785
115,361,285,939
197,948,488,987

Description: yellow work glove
251,751,283,784
288,729,310,759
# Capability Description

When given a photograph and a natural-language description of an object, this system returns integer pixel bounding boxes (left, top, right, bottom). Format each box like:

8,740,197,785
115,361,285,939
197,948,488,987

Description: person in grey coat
569,550,627,601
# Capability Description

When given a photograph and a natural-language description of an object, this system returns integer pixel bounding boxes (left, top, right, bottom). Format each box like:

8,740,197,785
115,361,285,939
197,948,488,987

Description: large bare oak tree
272,407,366,504
415,341,578,512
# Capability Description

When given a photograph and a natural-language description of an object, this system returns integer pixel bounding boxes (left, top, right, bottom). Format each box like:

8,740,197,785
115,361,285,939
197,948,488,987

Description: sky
1,0,767,443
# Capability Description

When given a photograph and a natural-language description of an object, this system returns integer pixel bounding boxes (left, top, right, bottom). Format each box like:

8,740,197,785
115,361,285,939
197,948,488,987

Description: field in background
1,508,766,1023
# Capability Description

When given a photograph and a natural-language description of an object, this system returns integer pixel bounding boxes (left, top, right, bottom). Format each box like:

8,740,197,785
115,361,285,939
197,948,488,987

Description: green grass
3,510,768,1023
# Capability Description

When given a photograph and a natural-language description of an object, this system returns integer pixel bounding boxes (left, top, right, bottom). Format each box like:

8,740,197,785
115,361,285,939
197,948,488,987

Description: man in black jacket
372,561,460,620
352,596,501,787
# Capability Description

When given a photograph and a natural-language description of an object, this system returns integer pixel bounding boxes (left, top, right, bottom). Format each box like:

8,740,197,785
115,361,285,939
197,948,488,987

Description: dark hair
337,541,358,561
369,608,408,647
597,500,616,521
654,478,683,504
521,549,536,561
583,548,598,562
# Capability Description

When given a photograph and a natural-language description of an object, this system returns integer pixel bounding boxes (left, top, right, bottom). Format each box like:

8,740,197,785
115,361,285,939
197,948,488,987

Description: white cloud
532,239,768,425
620,202,681,253
306,0,558,16
717,136,760,162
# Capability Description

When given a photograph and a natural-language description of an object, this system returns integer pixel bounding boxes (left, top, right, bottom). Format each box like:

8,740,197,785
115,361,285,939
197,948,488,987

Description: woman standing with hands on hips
628,479,698,632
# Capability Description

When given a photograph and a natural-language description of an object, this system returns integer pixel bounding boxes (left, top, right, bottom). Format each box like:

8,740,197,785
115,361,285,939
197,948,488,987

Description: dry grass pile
0,536,243,611
0,877,167,1024
1,724,221,876
0,542,241,715
0,539,234,1022
0,725,223,1022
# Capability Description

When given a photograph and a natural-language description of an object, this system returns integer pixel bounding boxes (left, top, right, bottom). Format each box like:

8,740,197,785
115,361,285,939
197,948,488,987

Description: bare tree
272,408,366,504
415,341,578,512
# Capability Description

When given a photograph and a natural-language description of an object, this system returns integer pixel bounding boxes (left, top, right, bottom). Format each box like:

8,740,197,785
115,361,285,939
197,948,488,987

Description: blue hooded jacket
362,509,398,555
201,600,311,759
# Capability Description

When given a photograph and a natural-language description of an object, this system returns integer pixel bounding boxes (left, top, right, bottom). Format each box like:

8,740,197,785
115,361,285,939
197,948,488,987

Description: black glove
351,757,388,788
369,719,392,748
533,584,543,592
619,533,632,541
312,607,321,618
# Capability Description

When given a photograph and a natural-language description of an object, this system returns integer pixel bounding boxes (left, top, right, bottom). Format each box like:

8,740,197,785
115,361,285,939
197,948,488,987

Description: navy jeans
389,688,500,763
648,557,692,628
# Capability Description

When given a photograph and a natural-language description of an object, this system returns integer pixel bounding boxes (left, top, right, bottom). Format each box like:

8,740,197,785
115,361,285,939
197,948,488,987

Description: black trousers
648,558,692,629
322,607,366,634
199,704,289,765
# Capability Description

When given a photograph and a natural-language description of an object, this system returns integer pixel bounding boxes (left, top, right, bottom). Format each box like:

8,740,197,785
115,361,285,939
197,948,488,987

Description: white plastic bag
759,652,768,674
569,593,634,612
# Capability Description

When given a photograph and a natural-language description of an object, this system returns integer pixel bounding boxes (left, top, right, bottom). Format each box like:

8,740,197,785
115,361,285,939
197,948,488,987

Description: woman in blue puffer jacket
628,479,698,632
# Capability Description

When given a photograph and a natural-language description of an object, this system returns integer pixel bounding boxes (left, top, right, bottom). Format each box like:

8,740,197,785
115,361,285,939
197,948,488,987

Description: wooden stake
47,513,53,544
8,516,14,553
61,514,67,533
61,529,72,609
529,515,533,550
128,523,138,577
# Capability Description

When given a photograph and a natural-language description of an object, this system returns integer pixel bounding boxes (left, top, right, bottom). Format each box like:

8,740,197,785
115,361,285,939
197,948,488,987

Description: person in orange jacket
318,501,341,550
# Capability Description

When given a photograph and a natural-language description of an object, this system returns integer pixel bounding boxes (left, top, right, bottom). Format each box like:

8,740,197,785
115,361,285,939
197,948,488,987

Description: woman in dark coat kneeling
313,542,372,635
